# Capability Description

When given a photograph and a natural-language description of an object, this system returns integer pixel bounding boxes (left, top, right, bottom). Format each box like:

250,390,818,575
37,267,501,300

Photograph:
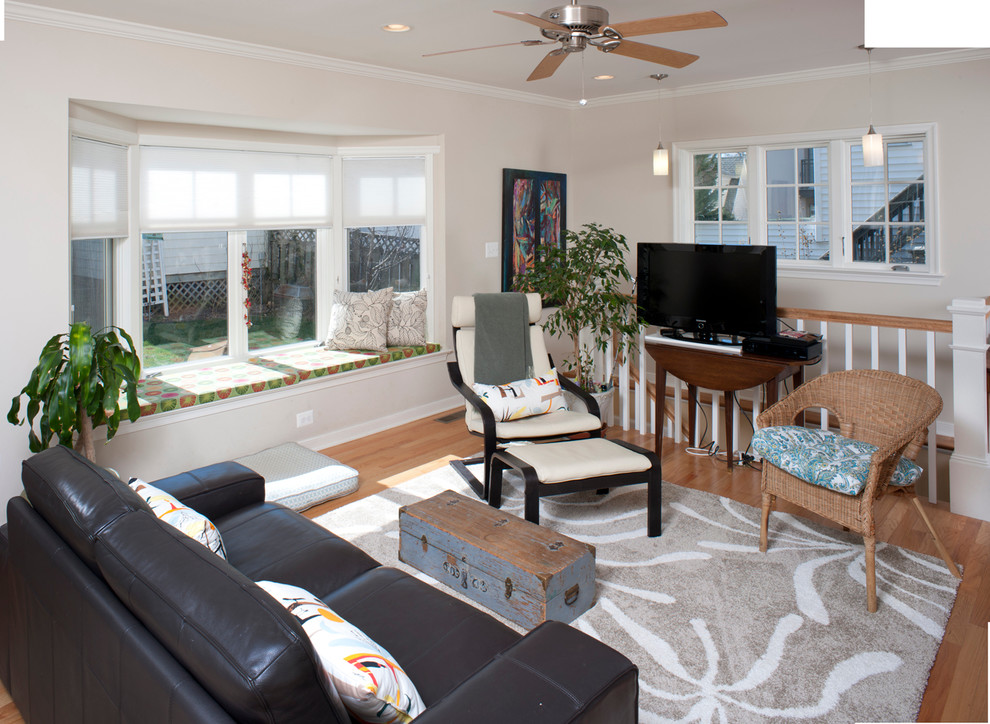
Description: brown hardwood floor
1,410,987,722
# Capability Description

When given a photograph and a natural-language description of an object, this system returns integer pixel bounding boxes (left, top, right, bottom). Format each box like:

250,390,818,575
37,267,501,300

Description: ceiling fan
423,3,727,81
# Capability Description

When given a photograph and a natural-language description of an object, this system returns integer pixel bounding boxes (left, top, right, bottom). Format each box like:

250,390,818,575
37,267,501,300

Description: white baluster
845,323,854,370
926,330,938,504
897,328,907,376
870,326,880,370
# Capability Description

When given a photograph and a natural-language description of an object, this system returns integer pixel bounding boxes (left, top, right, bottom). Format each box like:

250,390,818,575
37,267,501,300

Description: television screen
636,243,777,342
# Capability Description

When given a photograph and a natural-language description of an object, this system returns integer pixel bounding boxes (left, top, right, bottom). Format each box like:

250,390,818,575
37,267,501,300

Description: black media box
743,332,822,361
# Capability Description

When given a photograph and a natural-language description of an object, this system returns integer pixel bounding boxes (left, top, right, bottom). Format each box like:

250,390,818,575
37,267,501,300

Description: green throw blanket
473,293,533,384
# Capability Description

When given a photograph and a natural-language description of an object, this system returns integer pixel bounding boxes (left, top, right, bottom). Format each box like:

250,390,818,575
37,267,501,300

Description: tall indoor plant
8,323,142,462
513,222,645,391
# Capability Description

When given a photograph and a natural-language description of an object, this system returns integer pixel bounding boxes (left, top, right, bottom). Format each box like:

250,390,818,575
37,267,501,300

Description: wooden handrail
777,307,952,334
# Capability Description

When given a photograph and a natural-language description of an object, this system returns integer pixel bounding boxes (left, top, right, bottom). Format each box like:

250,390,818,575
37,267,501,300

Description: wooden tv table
645,335,821,469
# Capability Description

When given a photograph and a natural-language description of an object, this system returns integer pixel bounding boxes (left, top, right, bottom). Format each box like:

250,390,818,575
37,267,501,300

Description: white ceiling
16,0,956,100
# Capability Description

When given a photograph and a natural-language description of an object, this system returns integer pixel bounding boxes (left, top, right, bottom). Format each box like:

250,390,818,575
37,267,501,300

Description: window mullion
832,139,850,267
228,230,248,358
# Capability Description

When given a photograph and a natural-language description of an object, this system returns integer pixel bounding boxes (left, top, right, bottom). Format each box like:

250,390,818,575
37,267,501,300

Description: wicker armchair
755,369,962,613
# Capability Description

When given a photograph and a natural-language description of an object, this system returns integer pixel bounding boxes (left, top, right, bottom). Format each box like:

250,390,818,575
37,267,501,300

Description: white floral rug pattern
314,463,961,723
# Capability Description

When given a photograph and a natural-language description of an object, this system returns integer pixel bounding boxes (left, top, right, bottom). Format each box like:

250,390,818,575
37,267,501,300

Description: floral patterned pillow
388,289,428,347
325,288,393,352
751,426,923,496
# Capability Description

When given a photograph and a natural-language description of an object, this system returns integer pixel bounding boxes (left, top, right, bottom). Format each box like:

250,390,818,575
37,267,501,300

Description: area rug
313,463,961,723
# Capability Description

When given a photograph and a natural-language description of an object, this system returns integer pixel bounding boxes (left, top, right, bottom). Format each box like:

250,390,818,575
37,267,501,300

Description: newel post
948,297,990,522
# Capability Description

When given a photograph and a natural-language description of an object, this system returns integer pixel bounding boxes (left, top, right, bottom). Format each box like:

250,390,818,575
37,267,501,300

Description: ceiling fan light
653,144,669,176
862,125,884,167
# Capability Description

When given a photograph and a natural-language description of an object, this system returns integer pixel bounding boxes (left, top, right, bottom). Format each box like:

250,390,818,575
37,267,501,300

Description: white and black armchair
447,293,604,501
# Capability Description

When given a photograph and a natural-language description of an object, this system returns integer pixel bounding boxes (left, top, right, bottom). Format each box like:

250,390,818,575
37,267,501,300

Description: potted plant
513,222,645,404
8,323,142,462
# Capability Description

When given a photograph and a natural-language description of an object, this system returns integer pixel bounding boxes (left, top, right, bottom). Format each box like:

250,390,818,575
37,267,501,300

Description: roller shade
342,157,426,228
140,146,332,231
71,137,129,240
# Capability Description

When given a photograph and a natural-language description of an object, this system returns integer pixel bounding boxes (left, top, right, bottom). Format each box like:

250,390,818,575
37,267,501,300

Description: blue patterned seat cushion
751,426,922,496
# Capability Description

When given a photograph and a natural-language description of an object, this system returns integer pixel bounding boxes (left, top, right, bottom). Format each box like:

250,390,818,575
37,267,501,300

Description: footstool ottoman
489,438,661,537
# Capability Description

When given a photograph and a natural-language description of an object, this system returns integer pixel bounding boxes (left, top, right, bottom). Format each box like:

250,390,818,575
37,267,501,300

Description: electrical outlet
485,242,499,259
296,410,314,427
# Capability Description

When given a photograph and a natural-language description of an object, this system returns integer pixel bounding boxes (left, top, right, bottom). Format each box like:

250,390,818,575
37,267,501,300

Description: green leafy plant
8,323,142,462
513,222,645,391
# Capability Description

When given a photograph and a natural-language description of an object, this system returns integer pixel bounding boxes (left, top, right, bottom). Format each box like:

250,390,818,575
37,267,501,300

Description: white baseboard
299,394,463,451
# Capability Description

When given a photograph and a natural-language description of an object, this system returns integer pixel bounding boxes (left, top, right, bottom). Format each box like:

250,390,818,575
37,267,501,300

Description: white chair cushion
507,438,653,483
466,407,601,438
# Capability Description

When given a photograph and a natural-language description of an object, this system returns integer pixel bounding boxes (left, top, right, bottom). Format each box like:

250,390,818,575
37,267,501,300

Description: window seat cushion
751,425,923,496
135,343,441,417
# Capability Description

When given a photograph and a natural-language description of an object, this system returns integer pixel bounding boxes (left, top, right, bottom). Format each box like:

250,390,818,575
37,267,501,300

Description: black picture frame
501,168,567,292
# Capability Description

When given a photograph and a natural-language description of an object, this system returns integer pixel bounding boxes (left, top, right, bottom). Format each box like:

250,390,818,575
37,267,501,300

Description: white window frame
673,123,941,286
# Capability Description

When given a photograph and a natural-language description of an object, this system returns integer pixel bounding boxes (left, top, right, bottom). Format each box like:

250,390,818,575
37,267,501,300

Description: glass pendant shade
862,125,884,167
653,144,669,176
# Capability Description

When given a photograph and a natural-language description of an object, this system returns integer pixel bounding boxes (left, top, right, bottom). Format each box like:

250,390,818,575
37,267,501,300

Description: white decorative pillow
325,288,393,352
388,289,428,347
473,368,569,422
128,478,226,559
258,580,425,724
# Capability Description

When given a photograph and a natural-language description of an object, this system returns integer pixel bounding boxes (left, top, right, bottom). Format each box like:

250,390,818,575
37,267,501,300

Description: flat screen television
636,243,777,343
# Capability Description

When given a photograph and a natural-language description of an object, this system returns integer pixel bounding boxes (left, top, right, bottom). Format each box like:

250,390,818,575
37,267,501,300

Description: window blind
71,137,129,240
342,157,426,228
140,146,332,231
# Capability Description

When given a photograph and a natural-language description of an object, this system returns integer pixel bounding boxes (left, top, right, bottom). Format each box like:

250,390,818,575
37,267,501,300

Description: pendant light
861,46,884,168
651,73,669,176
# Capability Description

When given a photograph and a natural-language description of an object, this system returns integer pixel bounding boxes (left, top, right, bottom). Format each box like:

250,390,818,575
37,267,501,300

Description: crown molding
591,47,990,108
8,3,989,111
6,2,572,109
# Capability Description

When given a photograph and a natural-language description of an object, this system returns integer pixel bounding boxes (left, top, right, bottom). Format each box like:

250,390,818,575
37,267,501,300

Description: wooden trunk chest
398,490,596,629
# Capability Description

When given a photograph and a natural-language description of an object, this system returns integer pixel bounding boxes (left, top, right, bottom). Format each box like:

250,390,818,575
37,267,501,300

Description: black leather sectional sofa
0,446,638,723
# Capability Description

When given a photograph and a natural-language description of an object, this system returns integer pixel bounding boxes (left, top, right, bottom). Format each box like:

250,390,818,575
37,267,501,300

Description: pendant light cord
867,47,875,127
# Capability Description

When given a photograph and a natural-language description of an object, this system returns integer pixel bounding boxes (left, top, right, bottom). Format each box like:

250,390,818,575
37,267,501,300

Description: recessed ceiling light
382,24,411,32
593,74,614,81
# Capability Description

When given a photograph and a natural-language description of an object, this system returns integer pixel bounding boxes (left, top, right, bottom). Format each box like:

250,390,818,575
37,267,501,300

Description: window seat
135,343,442,417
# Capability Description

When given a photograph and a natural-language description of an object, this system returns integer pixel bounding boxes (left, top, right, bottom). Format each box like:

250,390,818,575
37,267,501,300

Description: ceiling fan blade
608,11,728,38
494,10,568,33
527,49,568,81
606,39,699,69
423,40,552,57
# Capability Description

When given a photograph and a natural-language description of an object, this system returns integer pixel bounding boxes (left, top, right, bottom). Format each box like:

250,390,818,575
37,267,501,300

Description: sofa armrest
151,462,264,520
415,621,637,724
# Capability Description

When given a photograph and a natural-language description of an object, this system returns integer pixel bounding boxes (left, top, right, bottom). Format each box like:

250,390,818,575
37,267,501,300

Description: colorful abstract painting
502,169,566,291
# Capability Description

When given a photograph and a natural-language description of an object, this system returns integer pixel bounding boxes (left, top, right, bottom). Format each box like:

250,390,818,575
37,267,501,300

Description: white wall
568,57,990,318
0,19,573,518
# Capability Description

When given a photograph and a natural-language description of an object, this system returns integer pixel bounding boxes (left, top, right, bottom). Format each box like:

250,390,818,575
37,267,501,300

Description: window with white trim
674,124,937,280
138,147,333,367
342,157,426,293
70,136,128,330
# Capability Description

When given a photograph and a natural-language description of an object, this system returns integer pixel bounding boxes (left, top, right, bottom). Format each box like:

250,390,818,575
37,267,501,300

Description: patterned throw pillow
128,478,226,558
750,426,923,496
388,289,428,347
473,368,569,422
325,288,393,352
258,580,425,724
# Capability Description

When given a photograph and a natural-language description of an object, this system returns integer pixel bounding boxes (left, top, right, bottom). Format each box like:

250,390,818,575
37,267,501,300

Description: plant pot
591,386,615,427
